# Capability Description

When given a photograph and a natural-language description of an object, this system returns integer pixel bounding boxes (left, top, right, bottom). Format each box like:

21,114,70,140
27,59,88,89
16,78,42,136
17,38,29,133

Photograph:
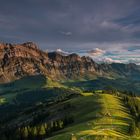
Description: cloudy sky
0,0,140,64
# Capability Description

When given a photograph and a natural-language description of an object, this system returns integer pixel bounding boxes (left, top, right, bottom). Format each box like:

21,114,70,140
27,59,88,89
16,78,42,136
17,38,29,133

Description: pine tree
59,120,64,128
130,121,136,135
23,126,29,138
38,125,46,136
51,121,54,128
44,123,48,130
32,126,37,136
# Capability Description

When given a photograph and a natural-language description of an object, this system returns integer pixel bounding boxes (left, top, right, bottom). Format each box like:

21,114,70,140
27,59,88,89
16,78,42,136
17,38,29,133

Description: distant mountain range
0,42,140,83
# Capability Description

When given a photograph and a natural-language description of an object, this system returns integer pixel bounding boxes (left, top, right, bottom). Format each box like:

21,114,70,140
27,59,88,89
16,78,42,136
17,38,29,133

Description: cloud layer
0,0,140,64
88,48,105,56
0,0,140,49
76,46,140,65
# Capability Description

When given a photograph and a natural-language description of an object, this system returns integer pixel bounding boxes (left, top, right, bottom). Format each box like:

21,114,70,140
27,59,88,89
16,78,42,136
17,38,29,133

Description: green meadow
48,93,140,140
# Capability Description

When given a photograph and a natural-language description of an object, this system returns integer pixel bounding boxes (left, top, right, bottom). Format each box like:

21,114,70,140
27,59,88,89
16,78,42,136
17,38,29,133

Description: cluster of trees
123,94,140,135
0,87,77,140
0,115,74,140
18,120,64,140
1,121,62,140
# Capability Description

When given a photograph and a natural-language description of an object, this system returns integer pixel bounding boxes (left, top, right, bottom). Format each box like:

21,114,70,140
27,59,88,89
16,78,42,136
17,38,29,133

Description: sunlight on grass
48,94,134,140
0,97,6,104
80,92,93,96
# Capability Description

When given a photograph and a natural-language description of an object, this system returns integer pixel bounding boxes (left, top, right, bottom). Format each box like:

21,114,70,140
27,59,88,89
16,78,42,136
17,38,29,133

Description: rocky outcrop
0,42,48,83
0,42,139,83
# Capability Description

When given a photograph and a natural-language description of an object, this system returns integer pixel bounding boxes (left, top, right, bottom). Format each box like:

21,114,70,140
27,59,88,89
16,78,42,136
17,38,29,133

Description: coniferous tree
31,126,37,137
38,125,46,136
21,126,29,138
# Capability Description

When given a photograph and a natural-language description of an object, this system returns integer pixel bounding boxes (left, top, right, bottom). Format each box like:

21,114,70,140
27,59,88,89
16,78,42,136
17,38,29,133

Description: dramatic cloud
55,48,70,55
76,44,140,65
101,58,122,64
88,48,105,56
0,0,140,64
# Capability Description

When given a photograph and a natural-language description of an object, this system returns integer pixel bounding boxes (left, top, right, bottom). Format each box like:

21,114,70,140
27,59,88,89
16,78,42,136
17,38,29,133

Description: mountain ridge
0,42,140,83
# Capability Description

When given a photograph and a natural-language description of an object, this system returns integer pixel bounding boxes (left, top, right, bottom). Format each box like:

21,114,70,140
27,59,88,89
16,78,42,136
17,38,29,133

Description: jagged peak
0,42,15,49
0,42,39,50
21,42,38,49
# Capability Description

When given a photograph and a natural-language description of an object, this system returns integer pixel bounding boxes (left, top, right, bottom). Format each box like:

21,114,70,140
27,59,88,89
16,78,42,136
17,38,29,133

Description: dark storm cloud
0,0,140,49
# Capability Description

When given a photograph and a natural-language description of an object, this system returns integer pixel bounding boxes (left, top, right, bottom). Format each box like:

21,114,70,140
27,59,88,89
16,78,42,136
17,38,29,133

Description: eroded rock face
0,42,139,83
0,42,49,65
0,42,102,83
0,42,49,83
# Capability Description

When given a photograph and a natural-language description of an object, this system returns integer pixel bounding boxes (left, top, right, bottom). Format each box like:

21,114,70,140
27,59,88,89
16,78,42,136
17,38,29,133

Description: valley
1,86,140,140
1,0,140,139
0,43,140,140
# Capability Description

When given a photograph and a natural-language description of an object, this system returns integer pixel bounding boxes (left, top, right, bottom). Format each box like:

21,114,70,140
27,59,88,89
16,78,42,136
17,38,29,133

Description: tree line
0,115,74,140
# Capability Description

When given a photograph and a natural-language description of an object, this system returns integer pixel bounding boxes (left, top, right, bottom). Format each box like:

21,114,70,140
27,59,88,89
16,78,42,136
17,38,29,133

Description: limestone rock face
0,42,48,83
0,42,139,83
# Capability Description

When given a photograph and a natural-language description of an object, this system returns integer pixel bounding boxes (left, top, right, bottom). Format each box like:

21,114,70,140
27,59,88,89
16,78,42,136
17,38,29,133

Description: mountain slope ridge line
0,42,140,83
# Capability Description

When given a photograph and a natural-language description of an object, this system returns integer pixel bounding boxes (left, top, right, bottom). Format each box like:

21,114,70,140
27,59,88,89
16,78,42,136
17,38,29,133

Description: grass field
0,76,140,139
47,93,138,140
0,75,63,103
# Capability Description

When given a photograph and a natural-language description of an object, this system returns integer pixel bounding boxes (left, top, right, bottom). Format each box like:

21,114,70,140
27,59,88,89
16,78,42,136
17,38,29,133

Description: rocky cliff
0,42,139,83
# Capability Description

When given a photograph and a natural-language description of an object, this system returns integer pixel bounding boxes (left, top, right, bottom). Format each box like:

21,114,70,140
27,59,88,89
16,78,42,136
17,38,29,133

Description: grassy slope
0,75,46,100
47,93,138,140
44,77,65,88
0,75,140,139
0,75,46,91
63,78,140,94
0,75,64,103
